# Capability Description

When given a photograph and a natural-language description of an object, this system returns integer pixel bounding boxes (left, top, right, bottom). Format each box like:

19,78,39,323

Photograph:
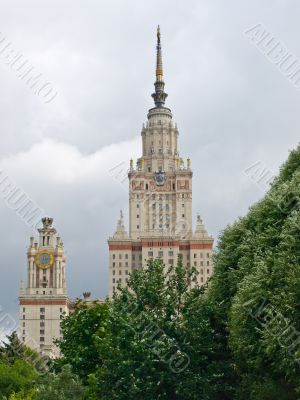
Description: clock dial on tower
35,250,54,269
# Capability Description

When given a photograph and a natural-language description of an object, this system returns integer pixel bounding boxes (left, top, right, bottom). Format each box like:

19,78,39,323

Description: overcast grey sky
0,0,300,327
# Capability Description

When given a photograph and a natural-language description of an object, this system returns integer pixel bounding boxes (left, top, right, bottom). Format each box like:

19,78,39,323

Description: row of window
112,278,129,284
112,270,129,276
22,307,64,313
134,194,188,200
194,261,210,267
112,262,129,267
148,251,174,257
112,252,210,260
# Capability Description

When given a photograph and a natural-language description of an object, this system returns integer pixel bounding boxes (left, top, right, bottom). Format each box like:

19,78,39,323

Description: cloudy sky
0,0,300,327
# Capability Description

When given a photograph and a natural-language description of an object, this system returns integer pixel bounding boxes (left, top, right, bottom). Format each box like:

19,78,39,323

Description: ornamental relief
177,180,189,190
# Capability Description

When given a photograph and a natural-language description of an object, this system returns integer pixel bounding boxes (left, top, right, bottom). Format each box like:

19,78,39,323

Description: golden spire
152,25,168,108
156,25,163,82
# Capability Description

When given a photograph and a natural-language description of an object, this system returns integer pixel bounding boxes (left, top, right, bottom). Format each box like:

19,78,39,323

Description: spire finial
152,25,168,108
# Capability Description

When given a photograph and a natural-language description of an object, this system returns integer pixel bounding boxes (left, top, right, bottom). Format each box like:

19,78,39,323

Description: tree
88,258,229,400
34,365,85,400
55,300,109,382
0,332,49,372
0,359,37,399
209,144,300,398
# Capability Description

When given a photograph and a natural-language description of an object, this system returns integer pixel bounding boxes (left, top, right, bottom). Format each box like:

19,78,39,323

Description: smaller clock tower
19,217,69,358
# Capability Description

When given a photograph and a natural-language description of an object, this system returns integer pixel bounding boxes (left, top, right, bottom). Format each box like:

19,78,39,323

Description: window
40,330,45,335
146,184,148,190
40,322,45,327
194,262,197,266
40,308,45,313
23,330,25,334
113,254,115,259
148,251,153,257
168,251,173,256
200,261,204,266
113,278,115,283
137,214,140,218
23,322,25,327
207,269,210,274
119,262,121,267
23,315,25,320
119,254,122,259
207,261,210,266
125,262,128,267
40,315,45,320
201,277,204,283
207,253,210,258
137,204,139,208
125,254,128,259
60,315,63,320
158,251,163,258
194,253,197,258
168,259,174,265
200,253,203,258
125,270,129,275
23,307,25,312
137,225,139,229
132,255,135,260
60,308,63,312
40,337,44,342
182,204,185,207
200,269,203,275
119,270,122,275
182,214,185,218
113,262,115,267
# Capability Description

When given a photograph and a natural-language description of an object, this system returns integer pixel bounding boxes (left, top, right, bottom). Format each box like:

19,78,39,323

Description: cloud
0,137,140,185
0,0,300,323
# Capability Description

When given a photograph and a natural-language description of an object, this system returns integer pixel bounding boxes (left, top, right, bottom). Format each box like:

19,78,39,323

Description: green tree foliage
210,145,300,398
55,301,109,381
34,365,85,400
0,359,37,399
87,258,229,400
0,332,49,372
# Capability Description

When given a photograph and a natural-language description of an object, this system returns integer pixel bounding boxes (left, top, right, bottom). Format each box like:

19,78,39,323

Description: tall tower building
19,217,69,358
108,27,214,297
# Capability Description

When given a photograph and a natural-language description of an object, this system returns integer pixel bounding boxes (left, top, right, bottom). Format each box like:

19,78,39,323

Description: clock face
35,250,54,269
154,171,166,186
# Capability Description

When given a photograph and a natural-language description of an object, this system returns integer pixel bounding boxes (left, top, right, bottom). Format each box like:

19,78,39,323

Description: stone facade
108,27,214,297
19,217,69,358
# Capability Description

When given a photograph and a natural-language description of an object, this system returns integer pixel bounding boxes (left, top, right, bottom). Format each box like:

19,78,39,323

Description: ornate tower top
42,217,53,229
151,25,168,108
112,210,129,240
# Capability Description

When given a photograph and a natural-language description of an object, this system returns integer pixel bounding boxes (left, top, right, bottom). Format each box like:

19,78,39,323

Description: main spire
152,25,168,108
